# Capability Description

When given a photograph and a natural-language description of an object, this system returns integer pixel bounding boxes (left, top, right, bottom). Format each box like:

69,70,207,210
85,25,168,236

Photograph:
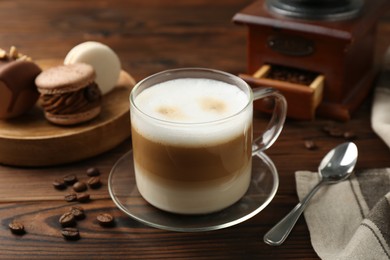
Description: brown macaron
35,63,102,125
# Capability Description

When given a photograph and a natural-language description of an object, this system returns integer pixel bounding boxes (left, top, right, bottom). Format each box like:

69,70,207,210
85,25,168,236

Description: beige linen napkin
296,169,390,260
372,47,390,149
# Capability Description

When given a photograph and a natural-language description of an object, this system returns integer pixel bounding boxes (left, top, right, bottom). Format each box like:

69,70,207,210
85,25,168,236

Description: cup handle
252,87,287,154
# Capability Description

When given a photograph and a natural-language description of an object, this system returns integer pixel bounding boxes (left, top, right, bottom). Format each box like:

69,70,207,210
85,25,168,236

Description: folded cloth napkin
295,169,390,260
372,47,390,149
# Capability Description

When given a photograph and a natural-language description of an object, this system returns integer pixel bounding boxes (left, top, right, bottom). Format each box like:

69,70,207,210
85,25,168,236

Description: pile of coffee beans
265,65,318,86
9,167,115,240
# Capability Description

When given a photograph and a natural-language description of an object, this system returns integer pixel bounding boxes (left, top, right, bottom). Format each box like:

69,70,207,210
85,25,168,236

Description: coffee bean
77,193,90,203
328,128,344,138
70,206,85,220
8,221,25,235
64,193,77,202
63,175,78,185
86,167,100,177
73,181,87,192
343,131,356,140
87,176,101,189
97,213,115,227
53,179,66,190
59,212,76,227
304,139,317,150
322,125,333,134
61,227,80,240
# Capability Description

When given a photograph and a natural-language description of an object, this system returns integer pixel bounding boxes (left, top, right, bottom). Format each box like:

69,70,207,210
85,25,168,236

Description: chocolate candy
0,47,41,119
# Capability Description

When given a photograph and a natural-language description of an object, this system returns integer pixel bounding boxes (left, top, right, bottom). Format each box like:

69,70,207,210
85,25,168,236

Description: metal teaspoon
263,142,358,246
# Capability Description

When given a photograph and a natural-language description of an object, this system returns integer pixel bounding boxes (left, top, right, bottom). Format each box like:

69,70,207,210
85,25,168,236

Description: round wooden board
0,59,136,167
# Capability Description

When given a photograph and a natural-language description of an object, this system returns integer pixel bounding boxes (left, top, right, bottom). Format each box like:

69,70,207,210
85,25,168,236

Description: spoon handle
263,181,324,246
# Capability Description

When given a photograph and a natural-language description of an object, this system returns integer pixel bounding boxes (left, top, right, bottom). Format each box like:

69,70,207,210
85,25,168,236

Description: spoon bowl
319,142,358,183
263,142,358,246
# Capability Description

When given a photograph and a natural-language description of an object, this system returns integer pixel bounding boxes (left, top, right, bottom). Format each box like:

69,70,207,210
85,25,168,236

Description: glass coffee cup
130,68,287,214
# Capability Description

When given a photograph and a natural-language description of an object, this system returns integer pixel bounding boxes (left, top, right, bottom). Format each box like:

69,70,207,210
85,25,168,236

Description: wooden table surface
0,1,389,259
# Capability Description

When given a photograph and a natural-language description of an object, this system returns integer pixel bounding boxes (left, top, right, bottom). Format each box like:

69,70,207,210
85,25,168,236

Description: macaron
64,41,121,95
0,46,42,119
35,63,102,125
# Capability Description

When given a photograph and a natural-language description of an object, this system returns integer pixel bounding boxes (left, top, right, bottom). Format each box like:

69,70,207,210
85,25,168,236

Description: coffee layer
131,126,252,182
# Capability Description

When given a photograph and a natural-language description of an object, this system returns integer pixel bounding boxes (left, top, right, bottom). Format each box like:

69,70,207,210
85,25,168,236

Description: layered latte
131,77,253,214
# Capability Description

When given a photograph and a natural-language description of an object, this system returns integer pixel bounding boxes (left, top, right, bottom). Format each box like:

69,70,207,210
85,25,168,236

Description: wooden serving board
0,60,136,167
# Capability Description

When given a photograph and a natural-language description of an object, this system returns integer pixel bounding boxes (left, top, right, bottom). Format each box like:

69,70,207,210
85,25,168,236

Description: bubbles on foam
134,78,248,123
131,78,252,145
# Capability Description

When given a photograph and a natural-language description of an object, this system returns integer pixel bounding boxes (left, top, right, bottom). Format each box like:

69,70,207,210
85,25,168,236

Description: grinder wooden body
234,0,390,120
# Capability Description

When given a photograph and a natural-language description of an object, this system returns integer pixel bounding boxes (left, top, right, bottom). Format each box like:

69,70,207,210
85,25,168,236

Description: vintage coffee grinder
234,0,389,120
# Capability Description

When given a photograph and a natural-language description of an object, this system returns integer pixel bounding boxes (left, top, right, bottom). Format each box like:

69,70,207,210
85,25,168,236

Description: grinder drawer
240,64,324,120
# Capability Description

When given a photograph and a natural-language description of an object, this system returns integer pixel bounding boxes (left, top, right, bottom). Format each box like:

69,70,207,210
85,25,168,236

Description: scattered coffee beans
77,193,90,203
87,176,101,189
73,181,87,192
97,213,115,227
8,221,25,235
53,179,67,190
86,167,100,177
49,168,114,242
63,175,78,185
304,139,317,150
61,227,80,240
70,206,85,220
59,212,76,227
322,124,358,141
64,193,77,202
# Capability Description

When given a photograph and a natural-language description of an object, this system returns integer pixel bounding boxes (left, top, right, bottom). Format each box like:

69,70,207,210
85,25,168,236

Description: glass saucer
108,150,279,232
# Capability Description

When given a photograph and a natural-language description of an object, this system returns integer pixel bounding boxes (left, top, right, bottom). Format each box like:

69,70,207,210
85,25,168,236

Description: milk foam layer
131,78,252,146
134,160,252,214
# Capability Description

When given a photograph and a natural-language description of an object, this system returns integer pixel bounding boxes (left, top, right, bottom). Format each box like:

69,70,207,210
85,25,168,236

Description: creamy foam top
134,78,248,123
131,78,252,145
